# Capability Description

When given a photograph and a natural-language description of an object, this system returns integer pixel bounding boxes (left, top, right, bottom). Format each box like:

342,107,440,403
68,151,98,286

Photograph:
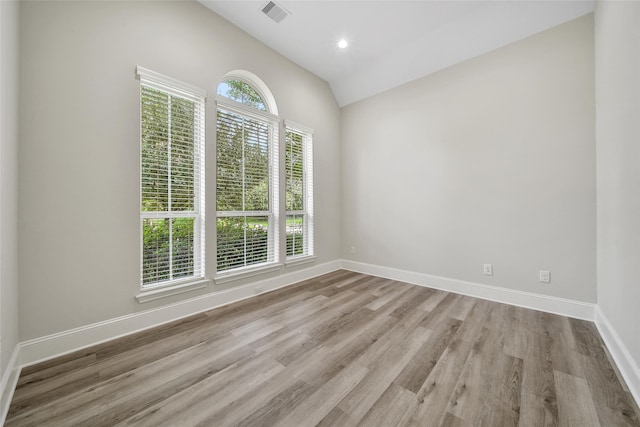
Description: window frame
284,121,315,264
136,66,207,295
214,90,281,280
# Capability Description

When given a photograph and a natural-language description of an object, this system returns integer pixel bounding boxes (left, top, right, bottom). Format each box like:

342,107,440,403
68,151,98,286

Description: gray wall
341,15,596,302
0,0,20,374
18,1,341,340
595,1,640,368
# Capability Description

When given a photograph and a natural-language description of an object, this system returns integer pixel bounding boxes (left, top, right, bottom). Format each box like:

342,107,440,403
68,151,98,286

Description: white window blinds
285,122,314,259
216,100,279,272
138,67,205,288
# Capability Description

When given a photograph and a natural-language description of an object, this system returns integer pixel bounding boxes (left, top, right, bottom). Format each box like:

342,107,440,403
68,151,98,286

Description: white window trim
137,66,207,294
284,255,316,268
213,262,283,285
284,120,314,136
137,66,207,100
136,278,211,303
284,120,314,261
216,95,279,122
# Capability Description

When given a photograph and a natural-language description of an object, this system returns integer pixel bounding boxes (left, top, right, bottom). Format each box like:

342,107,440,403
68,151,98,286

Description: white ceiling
200,0,595,107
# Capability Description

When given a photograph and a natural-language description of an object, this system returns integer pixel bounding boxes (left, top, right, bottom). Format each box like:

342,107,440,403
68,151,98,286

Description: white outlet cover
483,264,493,275
539,270,551,283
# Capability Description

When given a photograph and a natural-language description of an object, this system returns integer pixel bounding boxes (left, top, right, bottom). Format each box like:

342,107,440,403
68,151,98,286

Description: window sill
214,263,282,285
136,278,210,303
285,255,316,268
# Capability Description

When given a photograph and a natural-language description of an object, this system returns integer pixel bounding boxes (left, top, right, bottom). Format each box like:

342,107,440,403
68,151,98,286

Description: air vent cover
261,1,289,23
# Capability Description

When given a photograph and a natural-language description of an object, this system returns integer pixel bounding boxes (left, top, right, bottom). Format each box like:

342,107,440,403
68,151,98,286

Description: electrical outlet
254,286,264,294
539,270,551,283
350,246,355,255
483,264,493,275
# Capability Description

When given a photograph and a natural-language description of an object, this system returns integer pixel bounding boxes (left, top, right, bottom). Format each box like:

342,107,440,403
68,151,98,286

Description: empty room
1,0,639,425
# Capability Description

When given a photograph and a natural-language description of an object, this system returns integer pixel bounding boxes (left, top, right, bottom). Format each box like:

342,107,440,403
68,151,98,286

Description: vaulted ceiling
200,1,594,107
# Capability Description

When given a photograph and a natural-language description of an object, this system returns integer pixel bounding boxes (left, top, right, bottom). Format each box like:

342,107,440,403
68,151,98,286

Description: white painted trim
0,344,21,426
136,278,210,303
284,120,314,135
20,260,340,367
214,263,283,285
285,255,316,268
216,96,280,124
340,260,596,321
595,306,640,407
136,66,207,99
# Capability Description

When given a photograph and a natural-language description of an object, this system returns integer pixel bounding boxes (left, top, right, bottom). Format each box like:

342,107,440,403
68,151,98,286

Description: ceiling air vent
261,1,289,23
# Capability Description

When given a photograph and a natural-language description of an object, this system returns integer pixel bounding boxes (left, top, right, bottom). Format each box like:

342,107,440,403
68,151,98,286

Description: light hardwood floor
6,270,640,426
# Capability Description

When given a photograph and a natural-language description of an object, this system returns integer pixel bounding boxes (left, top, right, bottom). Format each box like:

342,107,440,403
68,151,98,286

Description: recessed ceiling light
338,39,348,49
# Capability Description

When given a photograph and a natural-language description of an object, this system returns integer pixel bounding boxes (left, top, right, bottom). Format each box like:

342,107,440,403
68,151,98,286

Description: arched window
217,80,267,111
215,71,280,275
216,70,278,114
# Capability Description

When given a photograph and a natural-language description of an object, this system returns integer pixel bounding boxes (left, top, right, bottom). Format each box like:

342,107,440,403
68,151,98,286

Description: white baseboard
341,260,596,321
0,344,22,426
20,260,341,367
595,306,640,407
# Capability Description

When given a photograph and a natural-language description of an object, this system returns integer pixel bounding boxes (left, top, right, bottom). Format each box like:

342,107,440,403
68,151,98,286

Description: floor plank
554,370,600,427
6,271,640,427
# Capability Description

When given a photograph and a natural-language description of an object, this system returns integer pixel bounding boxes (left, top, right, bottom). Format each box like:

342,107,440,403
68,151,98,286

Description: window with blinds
216,79,279,273
285,123,314,259
138,67,205,288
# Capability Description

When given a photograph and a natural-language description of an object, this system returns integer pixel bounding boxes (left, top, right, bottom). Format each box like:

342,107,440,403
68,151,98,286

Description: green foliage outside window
216,217,269,271
217,79,267,111
285,130,306,257
143,218,194,284
285,131,304,212
286,215,303,257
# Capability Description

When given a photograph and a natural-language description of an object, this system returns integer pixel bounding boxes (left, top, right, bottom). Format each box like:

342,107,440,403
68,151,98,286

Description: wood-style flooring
6,270,640,426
